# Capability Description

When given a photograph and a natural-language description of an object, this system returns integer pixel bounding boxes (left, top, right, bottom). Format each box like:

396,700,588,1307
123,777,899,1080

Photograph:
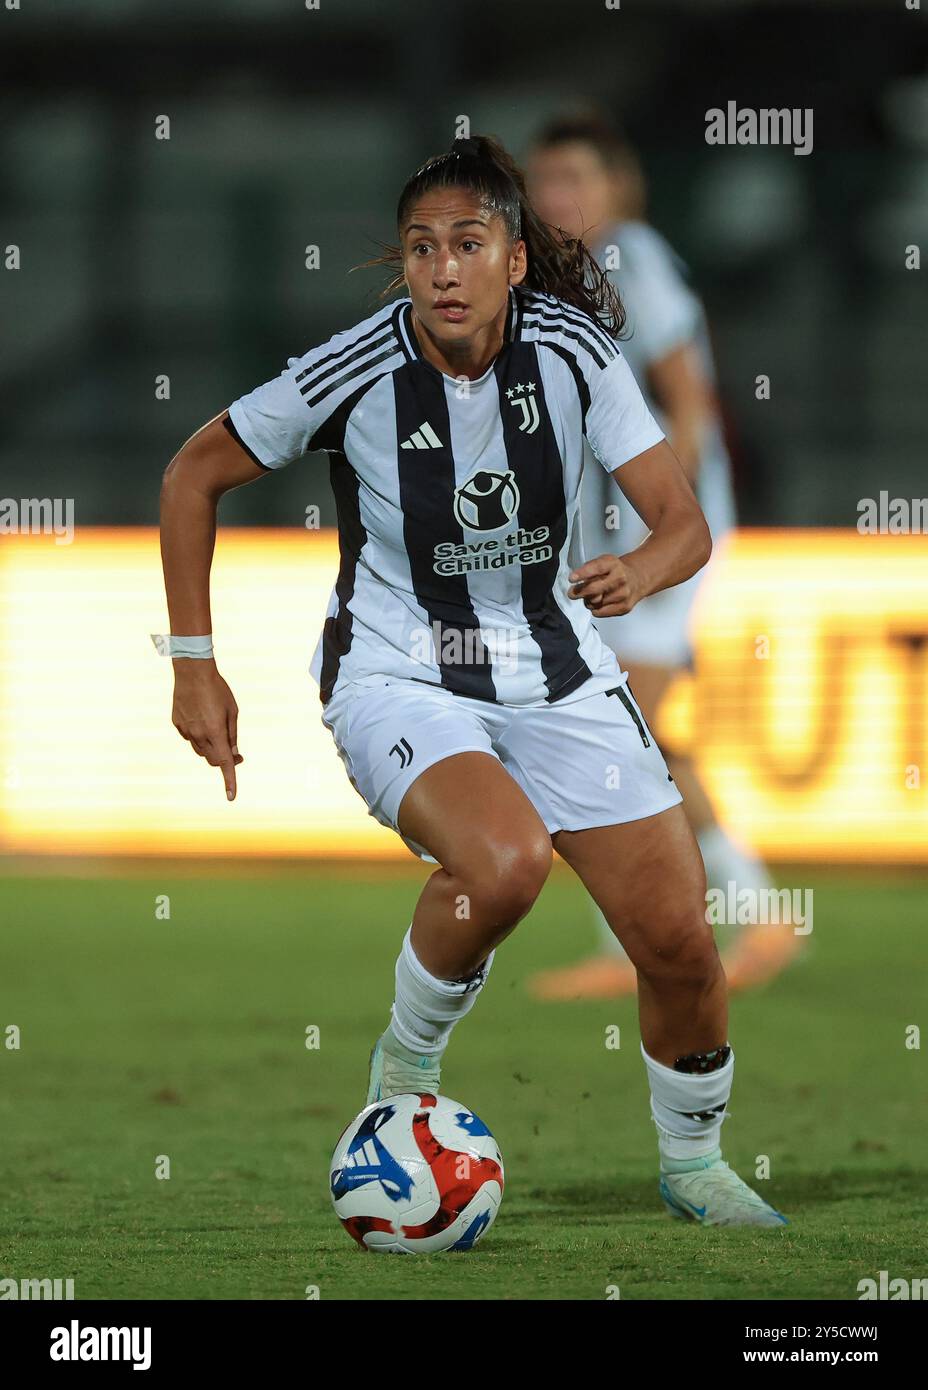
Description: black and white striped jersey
226,285,664,708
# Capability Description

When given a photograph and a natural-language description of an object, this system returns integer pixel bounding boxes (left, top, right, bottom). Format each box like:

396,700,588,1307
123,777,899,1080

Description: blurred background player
525,110,804,999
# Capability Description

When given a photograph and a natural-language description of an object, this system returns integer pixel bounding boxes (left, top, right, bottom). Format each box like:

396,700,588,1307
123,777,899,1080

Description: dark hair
529,107,646,220
356,133,626,338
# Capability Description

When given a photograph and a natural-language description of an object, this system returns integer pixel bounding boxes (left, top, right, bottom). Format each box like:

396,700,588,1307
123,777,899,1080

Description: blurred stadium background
3,0,926,525
1,0,927,1302
1,0,926,863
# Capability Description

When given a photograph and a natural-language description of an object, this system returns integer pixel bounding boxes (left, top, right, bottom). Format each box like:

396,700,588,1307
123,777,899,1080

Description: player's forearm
159,461,219,637
621,502,711,601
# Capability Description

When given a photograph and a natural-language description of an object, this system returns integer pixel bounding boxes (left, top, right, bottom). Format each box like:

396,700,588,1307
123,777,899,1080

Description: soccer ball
329,1092,504,1253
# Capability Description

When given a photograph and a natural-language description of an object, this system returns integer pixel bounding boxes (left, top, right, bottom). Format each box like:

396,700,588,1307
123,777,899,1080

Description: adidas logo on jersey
401,422,443,450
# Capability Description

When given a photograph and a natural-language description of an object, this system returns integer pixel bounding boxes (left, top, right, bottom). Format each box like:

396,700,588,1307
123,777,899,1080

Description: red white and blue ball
330,1093,504,1253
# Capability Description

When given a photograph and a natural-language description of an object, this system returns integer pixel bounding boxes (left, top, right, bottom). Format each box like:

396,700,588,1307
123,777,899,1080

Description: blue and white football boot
366,1026,443,1106
659,1148,789,1227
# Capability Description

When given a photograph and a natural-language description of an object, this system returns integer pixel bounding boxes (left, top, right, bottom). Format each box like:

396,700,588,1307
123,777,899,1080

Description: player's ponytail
357,133,626,338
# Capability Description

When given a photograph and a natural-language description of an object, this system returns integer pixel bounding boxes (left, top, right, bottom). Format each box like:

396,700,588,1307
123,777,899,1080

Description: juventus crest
505,381,539,434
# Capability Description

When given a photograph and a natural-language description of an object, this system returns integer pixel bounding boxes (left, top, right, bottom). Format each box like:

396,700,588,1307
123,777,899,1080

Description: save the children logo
453,468,520,531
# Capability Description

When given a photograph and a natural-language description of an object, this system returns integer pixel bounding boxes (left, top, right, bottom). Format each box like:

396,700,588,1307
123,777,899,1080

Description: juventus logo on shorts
389,737,414,768
505,381,539,434
453,469,521,531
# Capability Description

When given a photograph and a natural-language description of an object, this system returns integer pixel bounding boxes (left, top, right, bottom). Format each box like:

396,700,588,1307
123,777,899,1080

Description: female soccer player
526,112,804,999
159,135,786,1227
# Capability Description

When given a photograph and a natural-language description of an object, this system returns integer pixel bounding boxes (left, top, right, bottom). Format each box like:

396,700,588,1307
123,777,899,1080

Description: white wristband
151,633,214,659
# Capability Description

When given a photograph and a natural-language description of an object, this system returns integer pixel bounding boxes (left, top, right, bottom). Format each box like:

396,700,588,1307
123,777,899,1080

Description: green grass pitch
1,865,925,1300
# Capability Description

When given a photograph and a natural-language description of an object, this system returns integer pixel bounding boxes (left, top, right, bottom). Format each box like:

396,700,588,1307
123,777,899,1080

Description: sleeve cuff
223,410,275,470
600,422,666,471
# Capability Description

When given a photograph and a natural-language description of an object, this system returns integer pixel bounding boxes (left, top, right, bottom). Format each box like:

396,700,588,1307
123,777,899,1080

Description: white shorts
320,673,683,863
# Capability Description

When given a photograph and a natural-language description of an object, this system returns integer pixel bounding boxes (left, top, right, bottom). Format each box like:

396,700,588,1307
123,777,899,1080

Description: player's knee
637,912,720,990
477,832,552,924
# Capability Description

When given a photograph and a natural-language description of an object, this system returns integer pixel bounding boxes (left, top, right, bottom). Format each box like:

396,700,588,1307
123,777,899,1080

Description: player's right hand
170,661,244,801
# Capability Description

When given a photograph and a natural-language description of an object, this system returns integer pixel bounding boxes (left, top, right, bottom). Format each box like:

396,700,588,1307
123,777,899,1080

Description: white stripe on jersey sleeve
584,351,665,474
226,304,400,470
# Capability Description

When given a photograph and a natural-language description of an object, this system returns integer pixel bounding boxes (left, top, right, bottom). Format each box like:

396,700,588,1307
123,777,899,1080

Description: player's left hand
566,555,644,617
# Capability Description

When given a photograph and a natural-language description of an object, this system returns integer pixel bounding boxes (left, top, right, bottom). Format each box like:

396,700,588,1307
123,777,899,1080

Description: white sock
389,926,495,1056
697,823,772,895
640,1041,734,1165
